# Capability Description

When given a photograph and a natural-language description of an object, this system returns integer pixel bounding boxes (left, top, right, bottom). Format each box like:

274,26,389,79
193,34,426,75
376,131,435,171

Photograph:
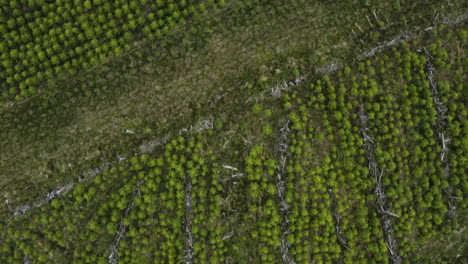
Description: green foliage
0,0,222,104
252,103,263,115
262,125,273,135
0,2,465,264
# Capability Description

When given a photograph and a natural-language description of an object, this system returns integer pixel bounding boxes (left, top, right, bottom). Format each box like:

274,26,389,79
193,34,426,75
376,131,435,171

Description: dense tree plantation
0,0,226,104
0,0,466,263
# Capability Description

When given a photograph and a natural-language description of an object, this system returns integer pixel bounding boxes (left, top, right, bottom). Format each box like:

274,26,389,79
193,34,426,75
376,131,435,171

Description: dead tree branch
328,188,351,262
108,180,143,264
358,105,401,264
421,48,457,216
246,75,307,103
276,120,296,264
181,173,194,264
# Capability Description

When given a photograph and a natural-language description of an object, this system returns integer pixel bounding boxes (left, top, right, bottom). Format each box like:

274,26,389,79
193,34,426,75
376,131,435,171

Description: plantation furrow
7,115,216,221
275,120,295,264
422,48,448,128
23,255,32,264
182,175,194,264
312,76,387,262
360,11,468,60
421,48,456,215
7,160,113,221
357,105,401,264
419,33,467,238
139,118,213,154
327,189,349,263
190,145,226,263
284,91,344,263
3,161,143,263
351,39,465,260
108,180,143,264
243,146,282,263
117,140,193,263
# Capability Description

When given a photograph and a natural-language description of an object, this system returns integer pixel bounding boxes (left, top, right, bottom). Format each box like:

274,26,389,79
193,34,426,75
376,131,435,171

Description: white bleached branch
358,105,401,264
181,173,194,264
222,165,238,171
246,75,307,103
275,120,296,264
328,188,351,258
222,231,234,240
108,180,143,264
421,47,457,216
222,165,244,179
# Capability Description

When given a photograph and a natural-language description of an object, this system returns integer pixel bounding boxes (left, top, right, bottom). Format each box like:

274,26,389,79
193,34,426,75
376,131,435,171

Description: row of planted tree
0,0,227,103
